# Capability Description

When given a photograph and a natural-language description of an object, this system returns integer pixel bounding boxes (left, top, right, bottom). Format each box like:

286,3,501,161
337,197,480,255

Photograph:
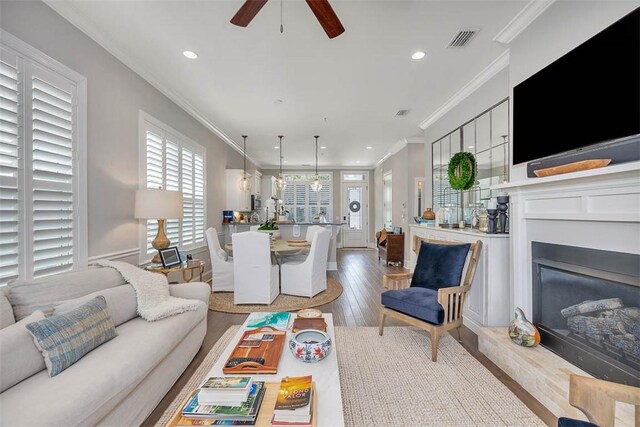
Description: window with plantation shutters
282,173,332,223
140,113,206,261
0,35,87,286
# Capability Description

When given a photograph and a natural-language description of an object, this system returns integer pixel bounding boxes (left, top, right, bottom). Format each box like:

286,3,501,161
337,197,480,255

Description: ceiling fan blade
305,0,345,39
230,0,269,27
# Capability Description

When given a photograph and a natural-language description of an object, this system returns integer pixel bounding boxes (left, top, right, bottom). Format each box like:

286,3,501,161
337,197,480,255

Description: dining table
224,239,310,264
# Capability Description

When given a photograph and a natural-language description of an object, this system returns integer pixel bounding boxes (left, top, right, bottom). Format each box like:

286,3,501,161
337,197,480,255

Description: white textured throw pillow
0,310,46,392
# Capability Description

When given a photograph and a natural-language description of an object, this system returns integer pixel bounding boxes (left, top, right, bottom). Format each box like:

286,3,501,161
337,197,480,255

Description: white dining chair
282,225,327,262
205,227,234,292
232,231,279,305
280,228,331,297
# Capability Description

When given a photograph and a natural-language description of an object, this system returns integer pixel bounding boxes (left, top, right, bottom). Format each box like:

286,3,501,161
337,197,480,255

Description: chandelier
310,135,322,192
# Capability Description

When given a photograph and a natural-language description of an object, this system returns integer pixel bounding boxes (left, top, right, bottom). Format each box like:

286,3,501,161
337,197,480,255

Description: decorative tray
222,326,286,374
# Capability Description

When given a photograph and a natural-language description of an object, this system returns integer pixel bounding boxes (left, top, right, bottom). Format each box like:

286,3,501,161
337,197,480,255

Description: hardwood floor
143,249,556,426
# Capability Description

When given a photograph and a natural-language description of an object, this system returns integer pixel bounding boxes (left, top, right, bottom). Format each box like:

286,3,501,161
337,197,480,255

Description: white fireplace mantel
495,162,640,318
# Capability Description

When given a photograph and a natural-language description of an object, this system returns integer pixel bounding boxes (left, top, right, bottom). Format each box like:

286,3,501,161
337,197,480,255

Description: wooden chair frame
568,374,640,427
379,236,482,362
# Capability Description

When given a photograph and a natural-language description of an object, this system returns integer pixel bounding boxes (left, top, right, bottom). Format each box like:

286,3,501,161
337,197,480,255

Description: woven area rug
157,326,543,426
208,277,343,314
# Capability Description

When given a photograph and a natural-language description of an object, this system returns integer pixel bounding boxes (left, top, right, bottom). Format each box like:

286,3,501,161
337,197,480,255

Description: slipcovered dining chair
205,227,234,292
232,231,279,305
280,228,331,297
379,237,482,362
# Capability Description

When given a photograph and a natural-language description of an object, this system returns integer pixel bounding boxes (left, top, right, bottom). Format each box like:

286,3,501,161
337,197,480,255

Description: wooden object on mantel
534,159,612,177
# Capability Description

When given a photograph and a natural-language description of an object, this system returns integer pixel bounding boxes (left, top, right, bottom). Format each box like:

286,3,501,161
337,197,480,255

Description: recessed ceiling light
467,145,475,149
320,146,326,150
283,160,288,163
411,51,426,60
274,146,279,149
355,160,361,164
366,146,373,150
183,50,198,59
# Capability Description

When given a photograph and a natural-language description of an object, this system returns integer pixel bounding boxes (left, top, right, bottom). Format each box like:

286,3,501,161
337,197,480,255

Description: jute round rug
157,326,543,427
208,277,343,314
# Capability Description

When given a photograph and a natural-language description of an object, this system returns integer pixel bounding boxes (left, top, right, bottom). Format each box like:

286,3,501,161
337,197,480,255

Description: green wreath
448,152,477,190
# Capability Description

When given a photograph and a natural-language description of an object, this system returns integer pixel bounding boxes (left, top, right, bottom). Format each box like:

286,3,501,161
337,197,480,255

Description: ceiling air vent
447,29,479,48
395,109,410,116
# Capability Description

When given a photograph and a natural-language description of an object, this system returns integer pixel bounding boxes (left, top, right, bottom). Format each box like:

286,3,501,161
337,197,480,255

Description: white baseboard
327,262,337,271
88,248,140,263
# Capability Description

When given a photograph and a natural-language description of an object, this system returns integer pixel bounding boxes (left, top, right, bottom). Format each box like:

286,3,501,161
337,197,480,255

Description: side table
145,260,205,283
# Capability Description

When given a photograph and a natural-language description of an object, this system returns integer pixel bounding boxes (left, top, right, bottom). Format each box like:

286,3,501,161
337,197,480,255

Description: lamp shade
134,189,184,219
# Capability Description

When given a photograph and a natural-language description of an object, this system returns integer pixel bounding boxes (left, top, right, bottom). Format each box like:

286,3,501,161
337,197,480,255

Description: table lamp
135,189,183,263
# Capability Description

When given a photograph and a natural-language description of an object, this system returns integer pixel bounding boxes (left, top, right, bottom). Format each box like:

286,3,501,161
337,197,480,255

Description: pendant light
239,135,252,192
275,135,287,194
310,135,323,192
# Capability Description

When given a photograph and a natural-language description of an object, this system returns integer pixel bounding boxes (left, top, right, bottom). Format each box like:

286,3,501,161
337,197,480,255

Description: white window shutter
181,147,194,246
0,56,20,283
193,153,205,244
30,69,75,278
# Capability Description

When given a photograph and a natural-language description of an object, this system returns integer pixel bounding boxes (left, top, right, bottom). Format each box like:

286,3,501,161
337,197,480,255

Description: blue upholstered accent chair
557,374,640,427
379,237,482,362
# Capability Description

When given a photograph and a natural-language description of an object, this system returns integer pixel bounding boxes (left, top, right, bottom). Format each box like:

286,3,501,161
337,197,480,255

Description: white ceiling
48,0,526,168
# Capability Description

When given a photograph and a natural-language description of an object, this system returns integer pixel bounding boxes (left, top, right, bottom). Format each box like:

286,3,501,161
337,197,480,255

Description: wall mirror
431,98,509,225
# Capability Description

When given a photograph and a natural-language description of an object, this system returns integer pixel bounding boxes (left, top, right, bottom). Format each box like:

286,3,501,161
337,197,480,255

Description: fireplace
532,242,640,386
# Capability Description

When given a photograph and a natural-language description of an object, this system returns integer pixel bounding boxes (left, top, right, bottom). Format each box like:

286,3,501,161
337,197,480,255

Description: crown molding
493,0,556,44
418,50,509,131
374,138,411,167
43,1,261,168
260,165,373,171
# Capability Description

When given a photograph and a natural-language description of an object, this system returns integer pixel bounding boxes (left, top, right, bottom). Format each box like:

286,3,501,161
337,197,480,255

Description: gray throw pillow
0,310,47,392
8,266,126,321
25,296,117,377
53,285,137,326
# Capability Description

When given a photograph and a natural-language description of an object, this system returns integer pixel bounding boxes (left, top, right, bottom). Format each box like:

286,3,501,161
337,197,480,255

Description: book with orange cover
291,318,326,333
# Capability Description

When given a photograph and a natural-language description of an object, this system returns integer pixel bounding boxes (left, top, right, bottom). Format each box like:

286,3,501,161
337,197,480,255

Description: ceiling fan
230,0,345,39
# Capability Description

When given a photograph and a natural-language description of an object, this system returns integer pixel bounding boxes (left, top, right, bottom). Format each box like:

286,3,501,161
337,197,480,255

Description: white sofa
0,265,209,427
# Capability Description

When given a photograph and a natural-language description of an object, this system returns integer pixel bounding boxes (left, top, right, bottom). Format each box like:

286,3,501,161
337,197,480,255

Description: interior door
342,182,368,247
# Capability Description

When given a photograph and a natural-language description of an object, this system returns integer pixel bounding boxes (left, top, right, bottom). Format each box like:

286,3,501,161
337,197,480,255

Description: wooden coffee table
167,313,344,426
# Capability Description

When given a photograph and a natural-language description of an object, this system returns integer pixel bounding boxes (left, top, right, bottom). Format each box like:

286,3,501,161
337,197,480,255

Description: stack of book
272,375,314,426
179,377,265,426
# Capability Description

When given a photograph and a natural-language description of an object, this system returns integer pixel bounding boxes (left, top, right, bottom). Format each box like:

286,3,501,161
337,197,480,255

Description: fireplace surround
532,242,640,386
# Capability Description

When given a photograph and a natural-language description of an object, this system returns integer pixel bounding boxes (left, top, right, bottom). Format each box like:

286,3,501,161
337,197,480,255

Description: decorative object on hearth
289,329,331,363
134,188,184,263
496,194,509,234
439,203,460,228
508,308,540,347
239,135,252,192
422,208,436,220
448,151,477,190
533,158,612,177
486,209,498,234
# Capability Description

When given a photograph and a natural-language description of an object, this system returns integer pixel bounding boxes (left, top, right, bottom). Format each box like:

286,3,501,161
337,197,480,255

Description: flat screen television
513,8,640,165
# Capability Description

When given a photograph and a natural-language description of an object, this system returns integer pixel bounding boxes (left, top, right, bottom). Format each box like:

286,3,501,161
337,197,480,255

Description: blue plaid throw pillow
25,295,117,377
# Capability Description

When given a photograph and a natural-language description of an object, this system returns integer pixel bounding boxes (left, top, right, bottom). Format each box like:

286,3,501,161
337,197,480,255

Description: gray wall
0,1,257,274
374,143,425,258
509,0,639,181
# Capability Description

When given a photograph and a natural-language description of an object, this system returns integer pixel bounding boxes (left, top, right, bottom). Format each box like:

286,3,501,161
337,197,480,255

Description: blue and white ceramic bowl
289,329,331,363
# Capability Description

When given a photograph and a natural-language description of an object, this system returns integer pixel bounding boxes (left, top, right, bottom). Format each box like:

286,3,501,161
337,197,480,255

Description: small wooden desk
145,260,205,283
